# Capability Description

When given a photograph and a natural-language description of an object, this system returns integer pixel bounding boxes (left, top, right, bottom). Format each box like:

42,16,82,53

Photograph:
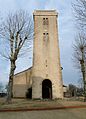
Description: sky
0,0,80,86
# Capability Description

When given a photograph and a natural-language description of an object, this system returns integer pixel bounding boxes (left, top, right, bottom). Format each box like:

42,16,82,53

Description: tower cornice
33,10,58,16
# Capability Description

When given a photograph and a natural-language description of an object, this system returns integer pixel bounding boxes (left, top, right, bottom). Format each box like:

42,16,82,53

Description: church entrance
42,79,52,99
26,87,32,99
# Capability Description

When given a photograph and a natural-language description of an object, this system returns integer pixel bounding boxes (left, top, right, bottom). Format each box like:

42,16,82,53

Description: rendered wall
13,68,32,98
32,10,63,99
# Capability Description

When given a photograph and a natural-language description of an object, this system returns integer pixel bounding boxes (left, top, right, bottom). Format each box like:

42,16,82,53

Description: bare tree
0,82,4,92
68,84,77,97
73,33,86,101
0,10,33,103
72,0,86,101
72,0,86,31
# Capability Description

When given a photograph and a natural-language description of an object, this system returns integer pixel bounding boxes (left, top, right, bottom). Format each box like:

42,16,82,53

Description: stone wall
13,68,32,98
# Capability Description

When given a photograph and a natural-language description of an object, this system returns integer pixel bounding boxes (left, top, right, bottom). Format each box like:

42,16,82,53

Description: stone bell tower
32,10,63,99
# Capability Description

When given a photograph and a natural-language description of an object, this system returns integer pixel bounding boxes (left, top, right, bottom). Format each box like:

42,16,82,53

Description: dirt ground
0,98,86,119
0,97,86,109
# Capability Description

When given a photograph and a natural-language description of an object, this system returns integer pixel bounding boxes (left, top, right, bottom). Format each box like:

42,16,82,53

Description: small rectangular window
45,60,47,63
43,18,49,25
46,18,48,25
43,32,49,41
43,18,46,25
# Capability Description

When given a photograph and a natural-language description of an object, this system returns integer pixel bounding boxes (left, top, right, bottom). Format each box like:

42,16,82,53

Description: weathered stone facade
13,67,32,98
13,10,63,99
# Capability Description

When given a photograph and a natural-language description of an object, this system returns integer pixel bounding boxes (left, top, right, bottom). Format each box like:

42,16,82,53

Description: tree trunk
80,51,86,102
6,60,16,103
84,69,86,101
81,64,86,102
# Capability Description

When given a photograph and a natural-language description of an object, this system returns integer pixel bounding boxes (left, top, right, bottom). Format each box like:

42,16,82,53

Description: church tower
32,10,63,99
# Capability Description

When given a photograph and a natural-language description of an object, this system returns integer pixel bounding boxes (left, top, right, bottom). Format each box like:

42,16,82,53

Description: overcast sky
0,0,80,86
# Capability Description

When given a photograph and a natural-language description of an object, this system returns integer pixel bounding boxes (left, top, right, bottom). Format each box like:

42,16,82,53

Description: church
13,10,63,99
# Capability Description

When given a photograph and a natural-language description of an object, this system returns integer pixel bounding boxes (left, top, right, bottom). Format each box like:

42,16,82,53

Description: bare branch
72,0,86,30
0,10,33,102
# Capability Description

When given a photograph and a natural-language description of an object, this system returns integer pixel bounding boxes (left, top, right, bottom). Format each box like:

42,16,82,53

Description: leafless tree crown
0,10,33,59
72,0,86,30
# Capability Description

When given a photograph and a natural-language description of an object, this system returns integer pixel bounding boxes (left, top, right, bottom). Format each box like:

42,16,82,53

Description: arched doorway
42,79,52,99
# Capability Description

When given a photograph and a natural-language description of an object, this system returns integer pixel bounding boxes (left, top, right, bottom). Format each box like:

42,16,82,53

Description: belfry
13,10,63,99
